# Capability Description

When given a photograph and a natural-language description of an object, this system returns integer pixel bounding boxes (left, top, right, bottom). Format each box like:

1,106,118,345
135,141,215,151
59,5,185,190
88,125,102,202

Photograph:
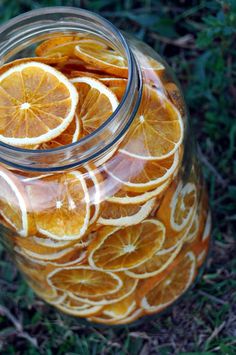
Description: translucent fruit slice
105,150,179,193
69,272,138,306
26,171,90,240
48,266,122,298
157,180,197,234
126,241,183,279
35,35,86,58
165,82,186,117
89,308,143,325
88,219,165,271
108,179,170,205
74,39,128,78
0,62,78,146
0,166,30,237
70,76,119,136
99,78,127,101
39,114,81,149
140,251,196,313
97,198,156,226
55,297,103,317
120,85,183,160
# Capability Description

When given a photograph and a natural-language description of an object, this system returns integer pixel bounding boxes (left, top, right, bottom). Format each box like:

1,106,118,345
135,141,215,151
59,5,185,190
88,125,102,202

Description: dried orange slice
69,272,138,306
105,150,179,193
70,76,119,136
88,220,165,271
0,166,31,237
0,56,68,75
74,39,128,78
157,180,197,234
89,308,143,325
97,198,156,226
26,171,90,240
39,114,81,149
48,266,122,297
140,251,196,313
55,296,103,317
120,85,183,160
185,212,200,243
99,78,127,101
103,293,136,320
108,179,170,205
35,35,86,58
0,62,78,146
165,82,186,117
126,241,183,279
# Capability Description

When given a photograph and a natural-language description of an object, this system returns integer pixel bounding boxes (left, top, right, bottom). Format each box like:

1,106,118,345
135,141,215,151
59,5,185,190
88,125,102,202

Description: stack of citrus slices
0,34,210,325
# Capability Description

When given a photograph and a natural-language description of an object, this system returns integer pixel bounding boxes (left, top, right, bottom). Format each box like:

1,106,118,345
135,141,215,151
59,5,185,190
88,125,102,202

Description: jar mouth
0,7,142,172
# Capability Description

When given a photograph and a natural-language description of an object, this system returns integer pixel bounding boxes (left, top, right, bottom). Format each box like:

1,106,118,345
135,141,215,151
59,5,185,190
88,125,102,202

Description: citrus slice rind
55,302,103,317
70,76,119,136
105,150,179,193
0,167,29,237
202,211,211,242
125,241,183,279
170,182,197,232
47,266,123,298
108,179,170,205
0,62,78,146
120,87,184,161
26,171,90,240
89,308,143,325
69,272,138,306
74,40,128,78
97,198,156,226
88,219,165,272
140,251,196,313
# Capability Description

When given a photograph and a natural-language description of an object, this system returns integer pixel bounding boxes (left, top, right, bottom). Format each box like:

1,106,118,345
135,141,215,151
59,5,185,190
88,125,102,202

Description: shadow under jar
0,7,211,326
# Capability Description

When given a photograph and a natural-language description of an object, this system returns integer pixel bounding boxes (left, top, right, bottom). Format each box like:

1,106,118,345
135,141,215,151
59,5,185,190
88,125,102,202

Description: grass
0,0,235,354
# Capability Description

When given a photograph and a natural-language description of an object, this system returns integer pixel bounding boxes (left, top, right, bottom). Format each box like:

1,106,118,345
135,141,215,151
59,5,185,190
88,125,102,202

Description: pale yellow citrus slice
0,166,31,237
120,85,183,160
48,266,122,297
69,272,138,306
97,198,156,226
39,114,81,149
157,180,197,234
185,212,200,243
140,251,196,313
88,219,165,271
126,241,183,279
70,76,119,136
0,62,78,146
26,171,90,240
105,150,179,192
35,35,86,58
74,39,128,78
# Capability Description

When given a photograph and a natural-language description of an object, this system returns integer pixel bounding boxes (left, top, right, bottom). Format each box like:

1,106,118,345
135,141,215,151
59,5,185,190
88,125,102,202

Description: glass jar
0,7,211,326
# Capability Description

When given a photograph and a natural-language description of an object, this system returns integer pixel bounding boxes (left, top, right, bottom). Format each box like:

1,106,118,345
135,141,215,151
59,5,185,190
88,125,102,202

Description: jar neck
0,7,142,172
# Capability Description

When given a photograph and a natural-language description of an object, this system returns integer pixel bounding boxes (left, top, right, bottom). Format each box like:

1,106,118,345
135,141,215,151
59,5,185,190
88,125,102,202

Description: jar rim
0,7,142,172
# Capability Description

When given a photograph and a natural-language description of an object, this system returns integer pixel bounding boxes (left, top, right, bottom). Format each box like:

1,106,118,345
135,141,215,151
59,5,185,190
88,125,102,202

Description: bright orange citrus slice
120,85,183,160
99,78,127,101
97,198,156,226
74,39,128,78
26,171,90,240
0,166,31,237
69,272,138,306
48,266,122,297
157,180,197,234
165,82,186,117
88,219,165,271
70,76,119,136
140,251,196,313
55,297,103,317
105,150,179,193
0,62,78,146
